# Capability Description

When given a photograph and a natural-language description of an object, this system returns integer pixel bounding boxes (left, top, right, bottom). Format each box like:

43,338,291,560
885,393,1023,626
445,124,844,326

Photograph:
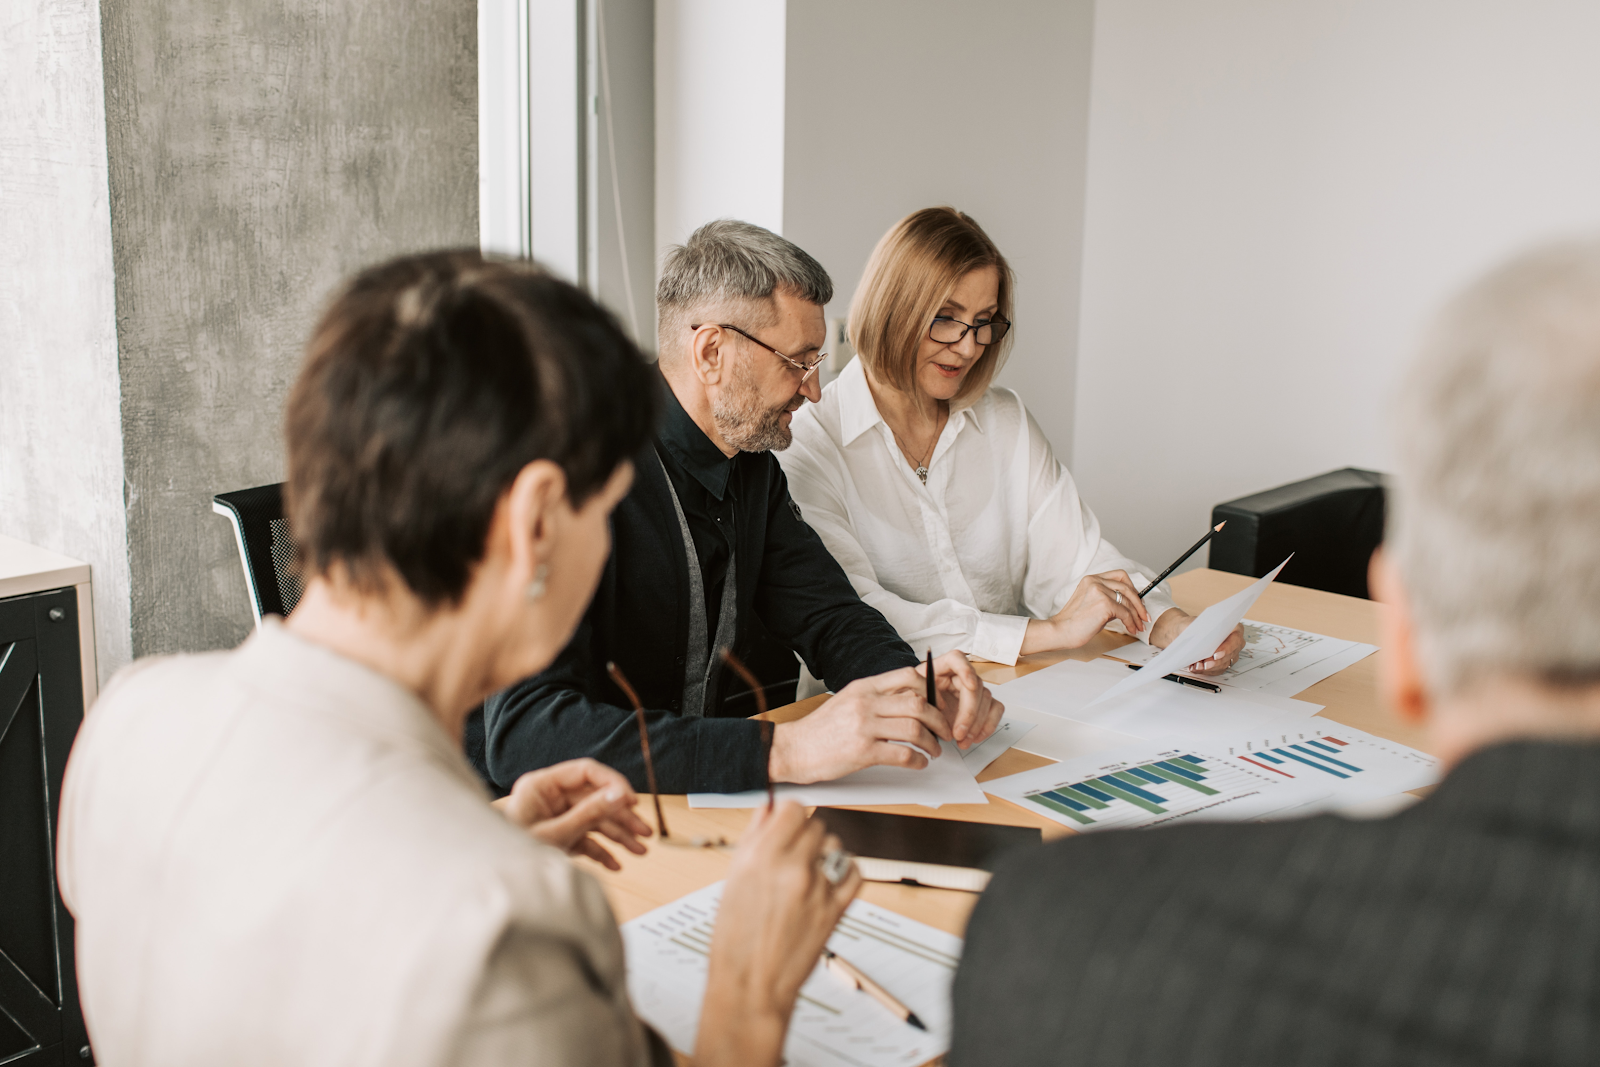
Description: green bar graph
1062,784,1111,809
1025,793,1096,825
1087,777,1167,815
1141,763,1220,795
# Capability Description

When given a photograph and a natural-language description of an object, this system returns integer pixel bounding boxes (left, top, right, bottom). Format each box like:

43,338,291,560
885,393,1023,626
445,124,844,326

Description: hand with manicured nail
1149,610,1247,677
493,758,653,870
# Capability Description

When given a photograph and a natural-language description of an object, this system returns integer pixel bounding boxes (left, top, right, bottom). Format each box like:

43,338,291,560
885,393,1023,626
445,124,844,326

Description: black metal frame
212,483,296,622
0,587,91,1065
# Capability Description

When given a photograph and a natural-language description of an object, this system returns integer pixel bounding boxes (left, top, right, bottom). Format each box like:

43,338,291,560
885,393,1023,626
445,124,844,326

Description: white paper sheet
983,721,1439,833
1088,557,1292,708
623,881,961,1066
995,657,1321,751
1107,618,1379,698
688,740,987,809
959,719,1035,775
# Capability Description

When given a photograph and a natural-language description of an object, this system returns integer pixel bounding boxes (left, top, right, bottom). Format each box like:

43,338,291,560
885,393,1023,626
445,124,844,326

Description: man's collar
657,371,735,499
836,356,986,446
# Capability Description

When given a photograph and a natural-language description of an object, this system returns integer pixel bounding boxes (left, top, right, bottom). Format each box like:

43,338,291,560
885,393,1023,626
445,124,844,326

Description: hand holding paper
1089,557,1292,709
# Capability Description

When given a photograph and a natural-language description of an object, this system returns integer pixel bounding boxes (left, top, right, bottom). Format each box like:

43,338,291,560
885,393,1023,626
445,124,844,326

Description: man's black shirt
472,376,917,794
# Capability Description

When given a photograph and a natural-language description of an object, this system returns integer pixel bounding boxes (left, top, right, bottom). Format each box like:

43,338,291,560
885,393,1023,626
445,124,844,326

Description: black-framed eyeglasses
929,315,1011,347
690,323,827,382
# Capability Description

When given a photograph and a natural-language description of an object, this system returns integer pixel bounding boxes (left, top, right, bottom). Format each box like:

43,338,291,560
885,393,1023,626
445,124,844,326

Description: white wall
656,0,787,264
1071,0,1600,575
782,0,1096,457
594,0,658,349
0,0,131,683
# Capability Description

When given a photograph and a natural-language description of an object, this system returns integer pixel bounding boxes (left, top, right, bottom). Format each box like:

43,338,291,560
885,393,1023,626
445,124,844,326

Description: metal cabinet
0,585,90,1064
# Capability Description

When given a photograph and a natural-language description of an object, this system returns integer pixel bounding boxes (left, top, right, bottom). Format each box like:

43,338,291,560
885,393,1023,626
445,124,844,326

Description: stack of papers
623,881,961,1066
1110,619,1378,697
995,657,1322,758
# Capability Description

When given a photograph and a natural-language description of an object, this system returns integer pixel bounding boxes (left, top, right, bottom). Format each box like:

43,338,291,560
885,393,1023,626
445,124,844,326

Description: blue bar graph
1042,790,1090,811
1100,773,1170,805
1071,782,1117,803
1127,767,1170,786
1289,743,1363,772
1153,760,1206,782
1272,747,1349,778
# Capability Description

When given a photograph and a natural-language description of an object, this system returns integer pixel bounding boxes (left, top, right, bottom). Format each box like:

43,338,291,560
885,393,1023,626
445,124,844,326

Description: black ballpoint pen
1127,663,1221,693
925,648,936,707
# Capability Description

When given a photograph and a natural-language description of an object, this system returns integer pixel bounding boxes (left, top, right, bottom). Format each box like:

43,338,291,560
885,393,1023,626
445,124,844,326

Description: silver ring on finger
820,847,855,886
1114,591,1122,605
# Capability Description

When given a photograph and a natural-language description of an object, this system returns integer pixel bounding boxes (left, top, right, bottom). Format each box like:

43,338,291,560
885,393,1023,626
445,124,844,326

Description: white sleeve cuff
969,612,1030,666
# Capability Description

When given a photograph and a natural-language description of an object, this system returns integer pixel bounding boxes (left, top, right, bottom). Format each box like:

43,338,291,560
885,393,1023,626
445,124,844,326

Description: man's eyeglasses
690,323,827,383
606,650,775,849
929,315,1011,347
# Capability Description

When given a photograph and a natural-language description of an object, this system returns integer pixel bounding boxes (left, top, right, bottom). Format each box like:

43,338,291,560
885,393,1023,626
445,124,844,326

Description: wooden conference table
586,567,1417,949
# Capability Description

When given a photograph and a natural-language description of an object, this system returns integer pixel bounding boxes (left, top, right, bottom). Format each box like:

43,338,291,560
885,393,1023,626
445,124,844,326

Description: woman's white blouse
778,358,1177,666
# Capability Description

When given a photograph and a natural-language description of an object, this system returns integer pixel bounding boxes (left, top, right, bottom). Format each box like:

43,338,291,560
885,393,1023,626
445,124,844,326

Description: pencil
823,949,927,1031
1137,521,1226,598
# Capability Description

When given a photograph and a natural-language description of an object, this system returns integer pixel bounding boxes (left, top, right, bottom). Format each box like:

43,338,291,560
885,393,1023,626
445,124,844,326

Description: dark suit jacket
953,740,1600,1067
470,399,916,796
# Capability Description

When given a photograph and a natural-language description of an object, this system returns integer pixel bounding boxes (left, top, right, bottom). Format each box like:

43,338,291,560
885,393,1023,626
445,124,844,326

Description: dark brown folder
814,808,1042,892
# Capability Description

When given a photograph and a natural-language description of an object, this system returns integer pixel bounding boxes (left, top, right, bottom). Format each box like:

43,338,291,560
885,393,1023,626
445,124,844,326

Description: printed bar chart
986,723,1441,834
1017,754,1280,830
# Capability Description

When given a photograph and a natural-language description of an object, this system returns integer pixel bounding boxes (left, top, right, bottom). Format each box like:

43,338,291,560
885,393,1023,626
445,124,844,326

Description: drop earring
525,563,549,601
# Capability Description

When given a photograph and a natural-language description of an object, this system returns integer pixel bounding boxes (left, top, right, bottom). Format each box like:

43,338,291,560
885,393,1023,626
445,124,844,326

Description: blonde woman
778,207,1242,672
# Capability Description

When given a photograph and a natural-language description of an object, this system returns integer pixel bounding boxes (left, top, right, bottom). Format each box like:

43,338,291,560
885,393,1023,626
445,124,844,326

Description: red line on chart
1239,755,1295,777
1321,737,1349,746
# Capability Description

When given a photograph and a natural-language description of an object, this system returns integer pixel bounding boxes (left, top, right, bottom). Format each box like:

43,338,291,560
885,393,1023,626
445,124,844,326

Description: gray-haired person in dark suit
952,240,1600,1067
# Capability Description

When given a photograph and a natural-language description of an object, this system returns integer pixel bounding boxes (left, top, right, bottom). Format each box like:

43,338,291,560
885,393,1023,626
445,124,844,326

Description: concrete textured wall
0,0,131,685
99,0,478,658
781,0,1096,463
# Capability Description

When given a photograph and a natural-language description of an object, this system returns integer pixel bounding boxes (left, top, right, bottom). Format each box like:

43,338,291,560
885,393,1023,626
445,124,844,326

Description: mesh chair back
212,483,304,623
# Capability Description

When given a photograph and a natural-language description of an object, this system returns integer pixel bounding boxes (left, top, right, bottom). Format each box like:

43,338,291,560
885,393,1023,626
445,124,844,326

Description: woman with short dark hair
59,251,859,1067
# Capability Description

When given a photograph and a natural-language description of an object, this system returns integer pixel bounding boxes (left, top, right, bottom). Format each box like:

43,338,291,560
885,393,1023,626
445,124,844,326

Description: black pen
925,648,936,708
1127,663,1221,693
1138,521,1227,598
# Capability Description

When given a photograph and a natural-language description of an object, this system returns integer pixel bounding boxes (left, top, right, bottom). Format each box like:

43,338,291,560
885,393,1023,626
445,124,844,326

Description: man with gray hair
950,240,1600,1066
475,220,1002,794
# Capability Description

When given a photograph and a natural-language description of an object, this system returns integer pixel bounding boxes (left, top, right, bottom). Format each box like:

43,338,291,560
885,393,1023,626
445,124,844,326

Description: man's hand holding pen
766,651,1004,784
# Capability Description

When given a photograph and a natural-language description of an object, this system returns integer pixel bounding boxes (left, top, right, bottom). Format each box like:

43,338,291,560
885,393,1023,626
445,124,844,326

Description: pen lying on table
1127,663,1221,693
823,948,927,1031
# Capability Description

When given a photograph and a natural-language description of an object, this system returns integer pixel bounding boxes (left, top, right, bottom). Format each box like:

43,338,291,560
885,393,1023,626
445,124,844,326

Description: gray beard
712,364,794,453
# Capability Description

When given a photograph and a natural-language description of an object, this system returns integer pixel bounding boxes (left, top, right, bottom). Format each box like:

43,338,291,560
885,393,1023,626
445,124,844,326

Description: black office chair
1209,468,1386,599
212,482,303,622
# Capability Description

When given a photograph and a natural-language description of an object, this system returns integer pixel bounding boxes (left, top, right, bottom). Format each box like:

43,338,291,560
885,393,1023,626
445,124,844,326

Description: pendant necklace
891,409,943,485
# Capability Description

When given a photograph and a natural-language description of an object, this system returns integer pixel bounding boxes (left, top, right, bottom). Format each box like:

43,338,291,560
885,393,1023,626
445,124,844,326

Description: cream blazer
58,620,666,1067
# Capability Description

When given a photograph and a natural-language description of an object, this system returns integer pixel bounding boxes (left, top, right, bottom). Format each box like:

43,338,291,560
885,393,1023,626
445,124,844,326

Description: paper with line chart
982,723,1440,833
622,881,960,1066
1109,619,1378,697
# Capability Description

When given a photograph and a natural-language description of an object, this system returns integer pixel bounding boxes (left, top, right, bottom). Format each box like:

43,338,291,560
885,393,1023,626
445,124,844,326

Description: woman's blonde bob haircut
848,207,1014,404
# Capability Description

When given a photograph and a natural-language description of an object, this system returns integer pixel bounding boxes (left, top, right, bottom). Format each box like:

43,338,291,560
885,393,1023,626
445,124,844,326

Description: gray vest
656,451,738,718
